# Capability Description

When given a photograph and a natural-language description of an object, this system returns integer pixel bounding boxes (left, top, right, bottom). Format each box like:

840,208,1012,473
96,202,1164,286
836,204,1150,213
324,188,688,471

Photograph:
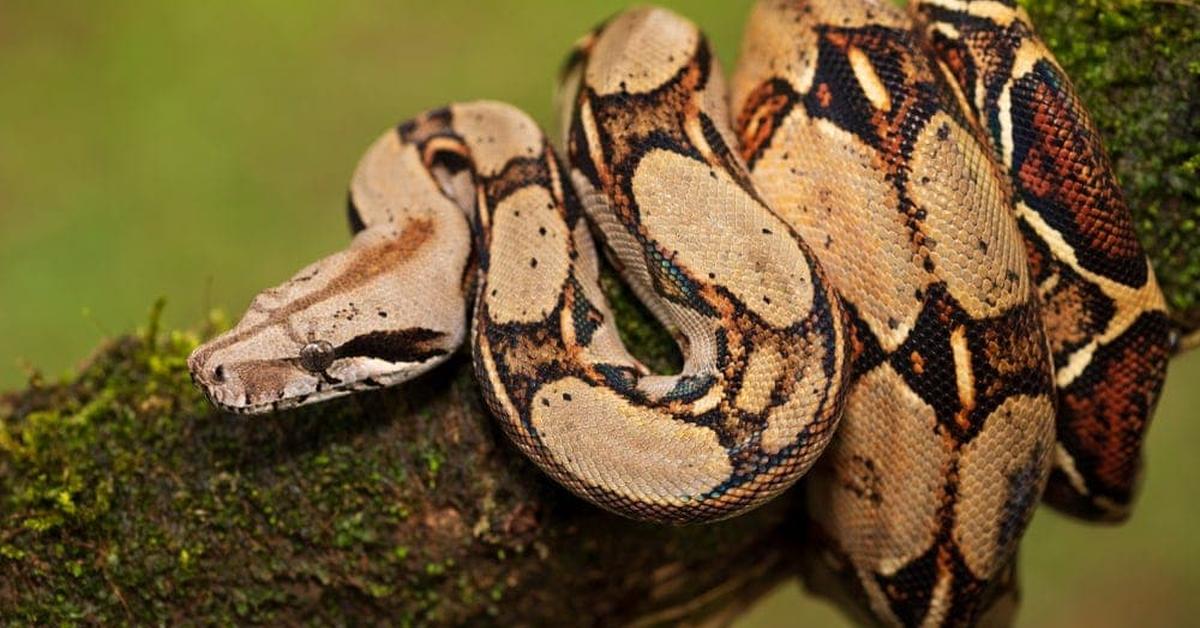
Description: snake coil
188,1,1172,625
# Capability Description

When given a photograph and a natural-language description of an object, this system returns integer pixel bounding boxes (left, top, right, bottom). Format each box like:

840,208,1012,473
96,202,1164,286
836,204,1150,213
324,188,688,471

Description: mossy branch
2,1,1198,624
2,329,799,625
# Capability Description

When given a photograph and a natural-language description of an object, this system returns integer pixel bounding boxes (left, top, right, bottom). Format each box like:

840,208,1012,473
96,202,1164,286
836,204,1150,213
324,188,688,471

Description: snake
910,0,1172,524
187,1,1172,626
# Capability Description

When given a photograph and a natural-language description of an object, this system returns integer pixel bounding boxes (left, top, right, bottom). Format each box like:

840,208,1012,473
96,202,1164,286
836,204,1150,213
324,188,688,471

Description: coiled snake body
188,1,1171,625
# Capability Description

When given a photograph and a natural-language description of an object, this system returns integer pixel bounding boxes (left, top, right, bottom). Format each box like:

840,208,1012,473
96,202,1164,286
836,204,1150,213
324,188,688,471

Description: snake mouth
187,350,315,415
196,382,355,416
196,386,284,416
188,343,449,415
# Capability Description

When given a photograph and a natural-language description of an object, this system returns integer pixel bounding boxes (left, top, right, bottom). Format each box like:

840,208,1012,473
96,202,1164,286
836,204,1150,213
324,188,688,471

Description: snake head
188,218,468,414
189,128,473,414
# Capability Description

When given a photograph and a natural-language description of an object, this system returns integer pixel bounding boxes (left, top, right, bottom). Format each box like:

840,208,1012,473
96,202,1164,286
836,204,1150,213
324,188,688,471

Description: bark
0,332,801,625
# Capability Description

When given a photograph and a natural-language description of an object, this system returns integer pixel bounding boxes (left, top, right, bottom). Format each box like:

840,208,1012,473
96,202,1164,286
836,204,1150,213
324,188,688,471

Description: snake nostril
212,365,227,383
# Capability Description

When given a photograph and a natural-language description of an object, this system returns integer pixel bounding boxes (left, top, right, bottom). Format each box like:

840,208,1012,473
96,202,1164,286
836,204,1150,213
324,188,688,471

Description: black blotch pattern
844,301,887,380
874,544,938,626
568,277,604,347
334,328,448,364
736,77,801,168
661,374,717,404
805,30,881,149
595,363,639,395
890,283,1050,442
397,106,453,142
346,191,367,234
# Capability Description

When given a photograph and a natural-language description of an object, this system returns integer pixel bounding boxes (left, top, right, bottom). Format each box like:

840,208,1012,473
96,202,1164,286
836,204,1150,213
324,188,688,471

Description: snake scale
188,1,1171,625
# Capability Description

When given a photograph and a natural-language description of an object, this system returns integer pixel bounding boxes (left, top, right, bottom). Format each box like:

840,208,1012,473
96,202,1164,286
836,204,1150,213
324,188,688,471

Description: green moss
1020,0,1200,328
599,264,683,374
0,304,498,623
0,299,796,624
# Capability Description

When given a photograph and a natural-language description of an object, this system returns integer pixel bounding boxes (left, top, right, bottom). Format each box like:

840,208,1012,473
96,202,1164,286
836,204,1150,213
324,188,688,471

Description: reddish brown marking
1041,280,1097,356
735,80,796,164
1020,231,1049,283
1015,79,1142,265
934,38,973,97
496,328,568,384
847,316,869,365
1061,324,1170,496
348,218,434,279
228,360,298,392
911,351,926,375
978,311,1053,383
816,82,833,108
193,218,436,362
953,407,974,434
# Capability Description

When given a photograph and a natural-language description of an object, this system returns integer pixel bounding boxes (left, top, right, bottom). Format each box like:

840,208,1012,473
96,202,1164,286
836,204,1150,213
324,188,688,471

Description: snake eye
299,340,335,373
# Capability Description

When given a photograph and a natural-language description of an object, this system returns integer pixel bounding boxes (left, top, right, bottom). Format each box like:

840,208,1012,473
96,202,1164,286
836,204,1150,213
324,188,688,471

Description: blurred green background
0,1,1195,625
